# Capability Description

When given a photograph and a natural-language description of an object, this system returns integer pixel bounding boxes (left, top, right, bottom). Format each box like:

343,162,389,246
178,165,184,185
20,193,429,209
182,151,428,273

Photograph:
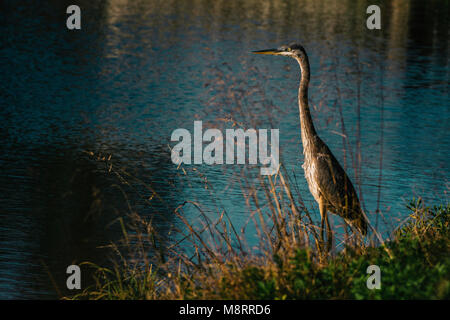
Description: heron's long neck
296,55,317,147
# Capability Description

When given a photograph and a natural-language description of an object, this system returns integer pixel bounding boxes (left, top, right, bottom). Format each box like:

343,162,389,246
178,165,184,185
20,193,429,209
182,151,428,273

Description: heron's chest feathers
300,135,330,201
302,152,327,202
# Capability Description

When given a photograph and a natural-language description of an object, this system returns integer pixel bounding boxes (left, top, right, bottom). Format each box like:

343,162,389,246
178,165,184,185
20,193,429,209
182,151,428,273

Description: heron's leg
325,211,332,252
318,196,326,251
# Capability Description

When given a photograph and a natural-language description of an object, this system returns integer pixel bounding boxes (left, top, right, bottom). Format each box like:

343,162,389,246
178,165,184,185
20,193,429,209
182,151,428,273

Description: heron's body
253,43,368,249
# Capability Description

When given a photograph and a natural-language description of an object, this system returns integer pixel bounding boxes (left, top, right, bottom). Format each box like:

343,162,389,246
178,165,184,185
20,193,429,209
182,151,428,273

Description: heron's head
252,42,307,61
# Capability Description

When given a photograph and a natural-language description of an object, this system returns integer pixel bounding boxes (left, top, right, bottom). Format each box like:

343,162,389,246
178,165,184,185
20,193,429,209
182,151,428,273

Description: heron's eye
286,48,291,52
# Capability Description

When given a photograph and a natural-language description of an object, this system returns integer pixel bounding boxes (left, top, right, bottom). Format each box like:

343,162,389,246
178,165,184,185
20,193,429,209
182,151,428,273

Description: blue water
0,0,448,299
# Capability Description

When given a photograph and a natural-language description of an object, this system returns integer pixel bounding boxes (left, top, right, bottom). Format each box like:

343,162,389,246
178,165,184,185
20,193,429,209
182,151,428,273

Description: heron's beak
252,48,281,55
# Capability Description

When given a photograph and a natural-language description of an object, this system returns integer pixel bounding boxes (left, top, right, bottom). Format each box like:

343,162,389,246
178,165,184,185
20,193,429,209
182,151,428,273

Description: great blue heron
253,43,368,250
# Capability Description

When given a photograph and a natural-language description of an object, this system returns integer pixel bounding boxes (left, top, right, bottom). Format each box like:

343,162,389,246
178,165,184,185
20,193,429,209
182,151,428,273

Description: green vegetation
71,197,449,300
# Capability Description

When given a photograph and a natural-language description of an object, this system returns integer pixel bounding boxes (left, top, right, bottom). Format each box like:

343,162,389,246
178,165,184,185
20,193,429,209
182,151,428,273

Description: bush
71,199,449,300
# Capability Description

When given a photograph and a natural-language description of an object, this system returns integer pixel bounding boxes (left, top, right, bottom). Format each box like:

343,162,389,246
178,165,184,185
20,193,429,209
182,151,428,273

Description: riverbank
70,196,449,300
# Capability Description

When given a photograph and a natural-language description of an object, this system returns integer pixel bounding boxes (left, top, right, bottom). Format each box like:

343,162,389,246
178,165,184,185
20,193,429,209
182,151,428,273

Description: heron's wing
314,145,362,220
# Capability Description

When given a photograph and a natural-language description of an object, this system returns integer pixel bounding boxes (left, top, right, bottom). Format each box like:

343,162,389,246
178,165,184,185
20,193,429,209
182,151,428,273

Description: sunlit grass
68,155,449,300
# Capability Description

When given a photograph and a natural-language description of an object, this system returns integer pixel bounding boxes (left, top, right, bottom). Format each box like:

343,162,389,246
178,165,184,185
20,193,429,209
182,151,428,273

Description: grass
68,156,449,300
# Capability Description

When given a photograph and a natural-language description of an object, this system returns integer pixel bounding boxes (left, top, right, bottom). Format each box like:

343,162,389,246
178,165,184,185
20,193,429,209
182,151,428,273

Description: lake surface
0,0,448,299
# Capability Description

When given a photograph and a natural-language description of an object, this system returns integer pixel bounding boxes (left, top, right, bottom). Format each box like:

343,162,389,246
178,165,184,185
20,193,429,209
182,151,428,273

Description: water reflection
0,0,448,298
